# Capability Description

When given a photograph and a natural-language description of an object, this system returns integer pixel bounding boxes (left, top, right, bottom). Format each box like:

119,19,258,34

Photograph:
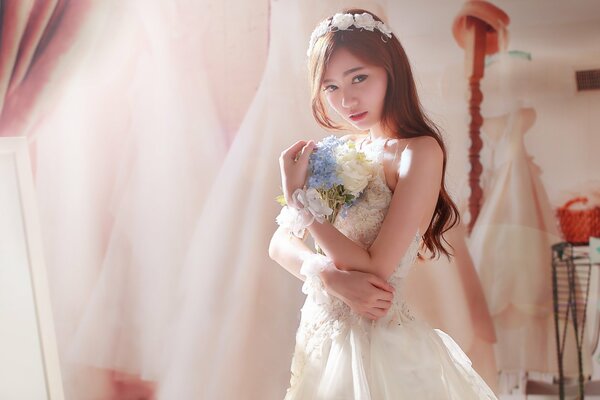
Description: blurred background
1,0,599,399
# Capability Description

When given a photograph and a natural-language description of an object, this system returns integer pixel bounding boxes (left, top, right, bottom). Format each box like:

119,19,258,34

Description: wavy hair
307,8,461,261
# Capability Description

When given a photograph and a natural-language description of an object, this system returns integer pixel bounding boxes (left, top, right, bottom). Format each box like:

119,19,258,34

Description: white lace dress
284,137,498,400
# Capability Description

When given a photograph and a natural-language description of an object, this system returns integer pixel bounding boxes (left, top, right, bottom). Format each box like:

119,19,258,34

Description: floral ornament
334,140,374,197
275,135,375,250
275,188,333,238
307,12,394,56
331,13,354,30
299,253,335,305
354,12,377,30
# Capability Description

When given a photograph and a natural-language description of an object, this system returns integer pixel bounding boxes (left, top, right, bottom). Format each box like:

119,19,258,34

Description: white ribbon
275,188,332,238
292,188,333,223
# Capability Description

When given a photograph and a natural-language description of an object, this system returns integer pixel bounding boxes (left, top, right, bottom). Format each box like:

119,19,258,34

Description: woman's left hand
279,140,315,207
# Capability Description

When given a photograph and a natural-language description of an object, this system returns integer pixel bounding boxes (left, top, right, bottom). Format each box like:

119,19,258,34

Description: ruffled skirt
284,286,498,400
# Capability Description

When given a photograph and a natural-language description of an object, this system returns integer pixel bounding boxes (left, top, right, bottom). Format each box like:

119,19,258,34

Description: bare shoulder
394,135,443,179
385,135,442,162
406,135,443,162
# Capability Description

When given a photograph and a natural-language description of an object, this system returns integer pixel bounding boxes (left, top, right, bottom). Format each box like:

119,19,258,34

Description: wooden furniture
452,0,510,233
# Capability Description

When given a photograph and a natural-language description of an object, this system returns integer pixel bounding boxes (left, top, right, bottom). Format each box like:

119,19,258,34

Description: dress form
467,100,585,383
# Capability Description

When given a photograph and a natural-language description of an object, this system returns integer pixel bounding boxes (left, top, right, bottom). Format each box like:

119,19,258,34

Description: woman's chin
347,120,371,130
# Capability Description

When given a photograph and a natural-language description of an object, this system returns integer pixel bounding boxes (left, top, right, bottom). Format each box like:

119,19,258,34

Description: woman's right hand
320,267,395,321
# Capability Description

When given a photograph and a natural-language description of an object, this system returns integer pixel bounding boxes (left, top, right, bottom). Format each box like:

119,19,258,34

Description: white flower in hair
311,19,329,41
354,12,376,30
331,13,354,30
307,12,394,57
376,21,393,37
307,19,329,55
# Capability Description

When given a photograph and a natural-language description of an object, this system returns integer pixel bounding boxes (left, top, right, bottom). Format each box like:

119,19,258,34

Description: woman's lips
349,111,368,121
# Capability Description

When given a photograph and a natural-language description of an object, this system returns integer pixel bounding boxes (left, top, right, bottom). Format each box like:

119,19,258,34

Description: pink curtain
0,0,92,140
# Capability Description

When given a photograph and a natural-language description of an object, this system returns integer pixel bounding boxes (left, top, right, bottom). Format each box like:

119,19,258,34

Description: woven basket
556,197,600,244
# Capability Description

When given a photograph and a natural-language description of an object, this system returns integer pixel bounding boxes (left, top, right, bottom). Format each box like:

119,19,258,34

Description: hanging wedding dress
32,2,151,397
67,0,225,388
466,100,585,376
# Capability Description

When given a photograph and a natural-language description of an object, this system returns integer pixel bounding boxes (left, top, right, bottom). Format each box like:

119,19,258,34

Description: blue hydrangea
307,135,344,190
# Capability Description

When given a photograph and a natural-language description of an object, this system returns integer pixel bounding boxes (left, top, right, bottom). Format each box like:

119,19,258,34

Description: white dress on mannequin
467,102,585,376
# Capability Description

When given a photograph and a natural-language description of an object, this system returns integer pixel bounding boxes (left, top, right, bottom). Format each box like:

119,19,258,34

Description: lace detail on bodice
287,137,425,393
333,136,422,283
297,137,423,347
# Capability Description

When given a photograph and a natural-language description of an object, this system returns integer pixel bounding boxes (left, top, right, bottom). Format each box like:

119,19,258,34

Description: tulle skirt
284,286,498,400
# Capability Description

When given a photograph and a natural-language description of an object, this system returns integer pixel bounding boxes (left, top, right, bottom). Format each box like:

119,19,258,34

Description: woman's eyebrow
322,66,365,83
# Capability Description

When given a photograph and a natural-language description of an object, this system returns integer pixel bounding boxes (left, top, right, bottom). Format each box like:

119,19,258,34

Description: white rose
314,19,330,37
335,145,374,196
331,13,354,30
307,18,332,56
338,162,372,195
376,21,393,38
353,13,376,31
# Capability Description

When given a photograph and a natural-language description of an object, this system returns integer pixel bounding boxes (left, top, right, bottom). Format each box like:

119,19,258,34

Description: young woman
269,8,498,399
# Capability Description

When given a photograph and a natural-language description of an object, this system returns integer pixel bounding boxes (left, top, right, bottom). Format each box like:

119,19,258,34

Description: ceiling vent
575,69,600,91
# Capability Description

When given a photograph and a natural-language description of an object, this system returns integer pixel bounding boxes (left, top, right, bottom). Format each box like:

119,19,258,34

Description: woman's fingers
365,307,387,321
375,299,392,309
364,311,378,321
281,140,307,159
375,290,394,302
295,141,315,165
280,141,305,163
369,276,395,293
281,140,314,163
301,140,315,158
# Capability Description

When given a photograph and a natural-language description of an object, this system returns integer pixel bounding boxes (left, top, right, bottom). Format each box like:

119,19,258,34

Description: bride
269,8,498,399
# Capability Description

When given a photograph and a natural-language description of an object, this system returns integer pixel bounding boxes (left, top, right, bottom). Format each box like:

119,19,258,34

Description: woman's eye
323,85,337,92
353,74,367,84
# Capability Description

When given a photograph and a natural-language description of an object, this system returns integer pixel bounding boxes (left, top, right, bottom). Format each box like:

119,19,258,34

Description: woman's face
321,47,388,131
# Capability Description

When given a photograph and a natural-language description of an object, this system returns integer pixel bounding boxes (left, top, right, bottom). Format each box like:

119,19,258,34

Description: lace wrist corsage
300,253,335,304
300,252,335,278
275,188,332,238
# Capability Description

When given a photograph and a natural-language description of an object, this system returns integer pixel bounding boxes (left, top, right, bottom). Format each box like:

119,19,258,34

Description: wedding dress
284,137,498,399
67,0,225,384
466,104,582,374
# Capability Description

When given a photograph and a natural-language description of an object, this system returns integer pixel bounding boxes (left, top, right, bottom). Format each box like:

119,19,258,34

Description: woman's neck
368,122,398,140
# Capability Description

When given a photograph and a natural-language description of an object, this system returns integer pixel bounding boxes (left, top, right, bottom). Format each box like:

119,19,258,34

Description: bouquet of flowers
276,135,375,254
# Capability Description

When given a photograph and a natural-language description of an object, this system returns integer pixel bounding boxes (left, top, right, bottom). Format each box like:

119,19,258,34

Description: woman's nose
341,90,358,109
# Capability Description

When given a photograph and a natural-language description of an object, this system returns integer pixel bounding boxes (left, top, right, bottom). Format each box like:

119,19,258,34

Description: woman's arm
268,226,396,320
268,226,314,281
306,136,443,280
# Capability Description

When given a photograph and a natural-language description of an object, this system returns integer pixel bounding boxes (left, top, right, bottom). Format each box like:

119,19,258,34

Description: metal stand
551,242,594,399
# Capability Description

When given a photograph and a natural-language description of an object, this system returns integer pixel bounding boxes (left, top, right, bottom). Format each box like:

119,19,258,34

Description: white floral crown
307,12,393,57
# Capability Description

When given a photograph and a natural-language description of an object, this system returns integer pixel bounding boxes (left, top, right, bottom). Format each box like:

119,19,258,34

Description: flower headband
307,12,393,57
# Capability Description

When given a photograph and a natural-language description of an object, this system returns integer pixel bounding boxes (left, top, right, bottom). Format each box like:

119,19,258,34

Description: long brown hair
307,8,461,261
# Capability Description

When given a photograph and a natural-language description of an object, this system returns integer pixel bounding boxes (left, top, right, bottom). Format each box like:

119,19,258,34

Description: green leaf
275,194,287,206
